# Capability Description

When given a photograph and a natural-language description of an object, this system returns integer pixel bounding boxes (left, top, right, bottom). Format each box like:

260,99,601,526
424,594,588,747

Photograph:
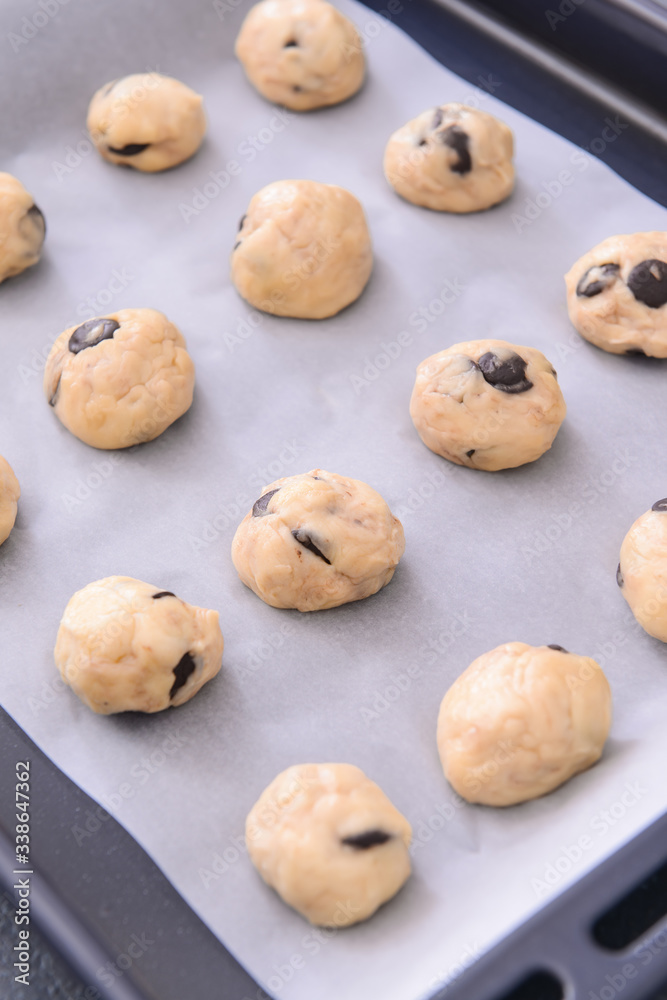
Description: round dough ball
87,73,206,172
246,763,411,926
235,0,365,111
383,103,514,213
617,500,667,641
232,469,404,611
55,576,224,714
565,232,667,357
0,173,46,283
410,339,566,471
0,456,20,545
43,308,195,450
231,180,372,319
437,642,612,806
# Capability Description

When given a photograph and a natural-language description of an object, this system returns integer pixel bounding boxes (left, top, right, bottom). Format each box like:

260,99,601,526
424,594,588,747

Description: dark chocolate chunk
107,143,151,156
252,488,280,517
547,644,568,653
477,352,533,394
625,348,646,356
27,203,46,236
652,498,667,512
418,138,427,147
440,125,471,175
238,214,247,231
153,591,175,599
576,263,619,298
68,318,120,354
49,373,61,407
627,259,667,308
292,529,331,564
284,38,298,46
293,85,302,92
430,107,444,130
341,829,392,849
466,449,475,458
616,563,624,587
170,651,196,699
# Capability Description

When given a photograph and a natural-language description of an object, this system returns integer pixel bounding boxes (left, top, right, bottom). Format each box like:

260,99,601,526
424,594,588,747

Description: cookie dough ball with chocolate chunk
0,457,20,546
0,173,46,283
43,308,194,450
235,0,364,111
246,763,411,925
87,73,206,172
55,577,224,714
232,180,372,319
618,500,667,641
565,232,667,356
437,643,612,806
232,470,404,611
384,104,514,213
410,339,566,471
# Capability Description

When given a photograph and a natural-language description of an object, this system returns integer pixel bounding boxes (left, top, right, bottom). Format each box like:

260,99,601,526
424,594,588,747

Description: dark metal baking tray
2,0,667,997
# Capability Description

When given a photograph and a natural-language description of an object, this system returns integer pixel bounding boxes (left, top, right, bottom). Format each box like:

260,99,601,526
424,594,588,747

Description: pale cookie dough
0,456,20,545
437,642,612,806
0,173,45,283
87,73,206,172
617,499,667,641
232,469,404,611
565,232,667,357
246,763,411,926
55,577,224,714
383,104,514,213
235,0,365,111
232,180,372,319
410,339,566,471
43,308,195,450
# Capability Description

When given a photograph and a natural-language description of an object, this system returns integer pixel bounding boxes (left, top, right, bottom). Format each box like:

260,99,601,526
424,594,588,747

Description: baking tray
1,0,667,997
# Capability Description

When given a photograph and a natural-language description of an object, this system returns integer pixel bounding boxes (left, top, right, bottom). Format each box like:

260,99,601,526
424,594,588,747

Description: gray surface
0,890,92,1000
2,1,667,999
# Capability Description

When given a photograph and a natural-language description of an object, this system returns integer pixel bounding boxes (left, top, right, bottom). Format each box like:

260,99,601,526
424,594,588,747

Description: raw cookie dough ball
43,308,195,450
410,339,566,471
55,576,224,714
87,73,206,172
565,232,667,357
0,456,20,545
0,173,46,283
437,642,612,806
246,763,411,926
232,469,404,611
617,500,667,641
383,104,514,213
235,0,365,111
231,180,372,319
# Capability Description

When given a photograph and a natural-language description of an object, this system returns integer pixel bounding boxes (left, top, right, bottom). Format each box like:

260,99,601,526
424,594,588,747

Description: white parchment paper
1,1,667,997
